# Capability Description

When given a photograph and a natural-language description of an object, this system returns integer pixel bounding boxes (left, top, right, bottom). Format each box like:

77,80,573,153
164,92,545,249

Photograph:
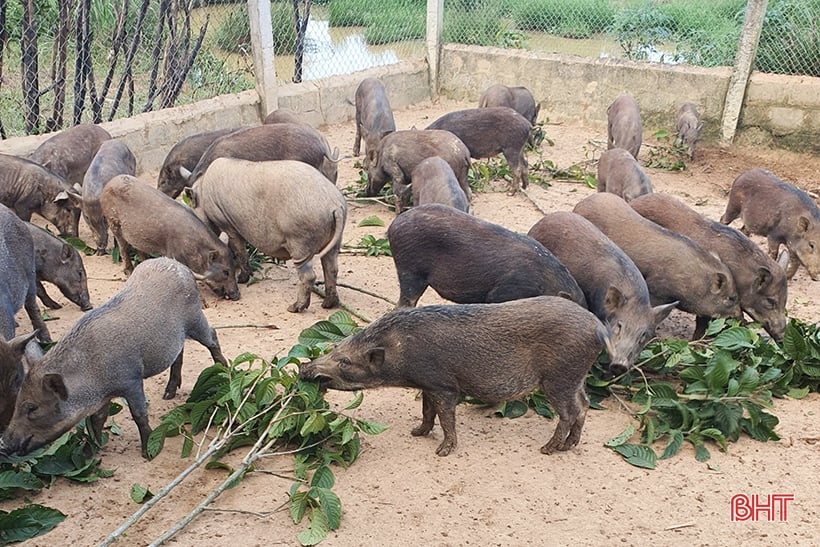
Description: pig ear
776,248,790,271
797,216,810,233
367,348,385,368
711,272,730,294
60,243,73,262
179,166,192,181
207,249,219,264
652,301,677,324
43,373,68,401
603,286,625,316
753,267,773,291
8,331,38,358
67,191,83,206
53,191,69,204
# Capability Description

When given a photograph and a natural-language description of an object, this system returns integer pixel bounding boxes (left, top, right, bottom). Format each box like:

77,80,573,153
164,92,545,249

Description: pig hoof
46,302,63,310
287,302,307,313
411,423,433,437
162,389,177,400
238,272,251,284
95,248,107,256
321,297,340,309
435,440,456,456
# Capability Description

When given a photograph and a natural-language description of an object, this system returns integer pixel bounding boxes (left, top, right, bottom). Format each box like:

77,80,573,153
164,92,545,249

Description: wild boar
574,193,740,339
426,107,532,195
353,77,396,166
100,175,239,300
186,158,346,313
0,332,37,431
631,193,789,340
410,157,469,213
183,123,339,185
300,296,608,456
597,148,653,202
157,127,240,199
366,129,471,213
528,212,675,372
82,140,137,255
28,124,111,186
263,108,307,126
478,84,540,125
0,205,52,343
675,102,701,160
0,257,228,459
387,204,586,308
720,168,820,281
0,153,81,237
607,95,642,159
25,223,92,312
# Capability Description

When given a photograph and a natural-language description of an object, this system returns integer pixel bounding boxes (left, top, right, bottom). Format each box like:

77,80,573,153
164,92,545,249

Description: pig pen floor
7,98,820,547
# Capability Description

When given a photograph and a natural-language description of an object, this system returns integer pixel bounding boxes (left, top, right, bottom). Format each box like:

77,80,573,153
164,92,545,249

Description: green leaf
0,470,44,492
494,400,528,418
610,444,657,469
344,392,364,410
787,386,810,399
694,443,710,462
290,490,309,524
0,504,66,543
660,430,684,459
704,350,737,392
297,507,331,546
314,487,342,530
357,215,385,227
781,321,808,360
300,413,327,437
700,428,728,451
355,419,388,436
145,424,168,460
310,466,335,489
704,317,726,336
605,424,635,447
130,483,154,504
299,321,347,347
712,326,757,350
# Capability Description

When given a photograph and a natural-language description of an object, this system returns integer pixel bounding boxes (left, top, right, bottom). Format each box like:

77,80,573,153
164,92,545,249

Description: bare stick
335,281,396,306
212,323,279,330
664,522,696,531
310,285,372,323
519,187,549,216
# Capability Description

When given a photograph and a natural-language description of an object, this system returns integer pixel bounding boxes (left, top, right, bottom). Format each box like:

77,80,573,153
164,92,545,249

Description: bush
214,3,296,56
511,0,614,38
756,0,820,76
363,10,425,45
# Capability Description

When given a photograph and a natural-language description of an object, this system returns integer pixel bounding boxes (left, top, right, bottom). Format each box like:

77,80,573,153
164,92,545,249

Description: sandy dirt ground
4,98,819,546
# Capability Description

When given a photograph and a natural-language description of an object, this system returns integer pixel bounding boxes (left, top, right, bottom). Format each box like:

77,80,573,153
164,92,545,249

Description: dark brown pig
366,129,471,213
720,168,820,281
0,204,52,343
186,159,346,313
426,107,531,195
28,124,111,187
25,223,92,312
528,212,675,372
0,153,81,237
0,258,228,459
184,123,339,185
263,108,307,126
353,77,396,165
100,175,239,300
82,140,137,255
675,102,701,160
300,296,608,456
0,332,37,431
574,193,740,339
410,157,469,213
597,148,653,202
607,95,642,159
632,193,789,340
157,127,240,199
478,84,540,125
387,204,586,308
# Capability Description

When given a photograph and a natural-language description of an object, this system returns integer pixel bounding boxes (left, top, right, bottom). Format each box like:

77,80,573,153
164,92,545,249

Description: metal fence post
721,0,768,143
248,0,278,117
426,0,443,97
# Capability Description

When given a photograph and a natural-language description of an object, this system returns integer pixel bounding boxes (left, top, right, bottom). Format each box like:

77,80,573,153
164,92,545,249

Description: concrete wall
437,44,820,153
0,60,430,175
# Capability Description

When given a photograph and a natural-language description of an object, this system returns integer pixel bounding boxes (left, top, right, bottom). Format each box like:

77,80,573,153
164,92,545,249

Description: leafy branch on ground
645,129,688,171
342,235,391,257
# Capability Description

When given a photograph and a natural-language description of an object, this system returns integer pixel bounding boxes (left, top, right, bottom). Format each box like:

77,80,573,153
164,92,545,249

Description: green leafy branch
645,129,688,171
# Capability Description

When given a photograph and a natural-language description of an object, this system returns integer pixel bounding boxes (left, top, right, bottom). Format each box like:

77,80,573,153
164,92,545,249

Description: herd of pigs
0,77,818,465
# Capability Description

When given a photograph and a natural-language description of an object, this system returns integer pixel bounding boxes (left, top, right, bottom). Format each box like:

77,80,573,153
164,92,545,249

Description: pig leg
163,351,183,400
427,391,459,457
540,382,584,454
319,251,341,309
353,122,362,156
89,401,111,443
693,316,709,340
396,272,427,308
122,384,153,459
36,280,63,309
411,391,437,437
562,388,589,450
225,231,252,284
289,258,316,313
188,321,228,366
24,292,51,343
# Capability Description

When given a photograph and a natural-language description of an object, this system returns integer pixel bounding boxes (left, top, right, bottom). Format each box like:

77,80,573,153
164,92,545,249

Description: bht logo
731,494,794,522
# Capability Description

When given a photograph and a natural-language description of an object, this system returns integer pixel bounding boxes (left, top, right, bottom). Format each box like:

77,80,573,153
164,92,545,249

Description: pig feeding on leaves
607,95,642,159
597,148,653,202
185,158,347,313
353,77,396,167
528,211,675,373
0,332,38,432
675,103,701,160
25,223,92,312
0,153,81,237
81,139,137,255
366,129,471,214
410,157,470,212
632,193,789,340
100,175,240,300
0,258,228,459
387,204,586,308
721,168,820,281
0,204,51,343
157,127,241,199
478,84,540,125
426,107,532,196
300,296,609,456
574,192,740,339
28,124,111,187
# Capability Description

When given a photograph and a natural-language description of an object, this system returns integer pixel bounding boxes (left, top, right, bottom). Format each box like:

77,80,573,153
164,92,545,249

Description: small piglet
607,95,642,159
478,84,540,125
157,127,240,199
300,296,608,456
426,107,532,195
632,193,789,340
353,77,396,166
575,193,740,339
0,257,227,459
721,168,820,281
410,157,469,212
597,148,653,202
387,204,586,308
528,212,675,372
82,139,137,255
675,103,701,160
28,124,111,187
25,223,92,312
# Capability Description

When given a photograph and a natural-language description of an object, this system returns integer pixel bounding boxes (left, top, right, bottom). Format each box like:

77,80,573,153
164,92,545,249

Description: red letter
772,494,795,522
753,494,774,521
731,494,752,521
